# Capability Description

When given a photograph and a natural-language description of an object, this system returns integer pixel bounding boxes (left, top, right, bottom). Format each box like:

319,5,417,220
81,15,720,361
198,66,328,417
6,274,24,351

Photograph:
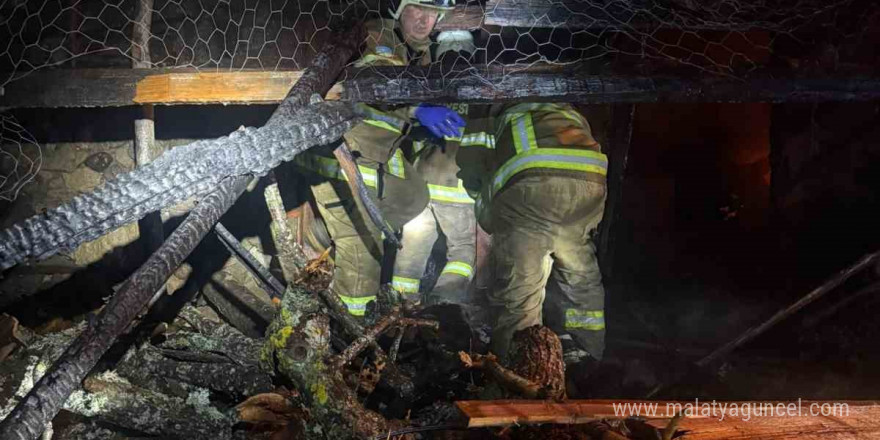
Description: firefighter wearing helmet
293,0,474,317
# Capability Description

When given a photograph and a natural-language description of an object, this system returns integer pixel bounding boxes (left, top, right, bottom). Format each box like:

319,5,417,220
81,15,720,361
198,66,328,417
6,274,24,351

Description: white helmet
436,30,476,57
389,0,455,21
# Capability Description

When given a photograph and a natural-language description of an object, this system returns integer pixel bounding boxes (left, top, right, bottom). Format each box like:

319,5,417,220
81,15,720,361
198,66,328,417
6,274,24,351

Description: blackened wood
597,104,634,278
214,221,287,297
5,67,880,109
0,175,249,440
334,142,402,248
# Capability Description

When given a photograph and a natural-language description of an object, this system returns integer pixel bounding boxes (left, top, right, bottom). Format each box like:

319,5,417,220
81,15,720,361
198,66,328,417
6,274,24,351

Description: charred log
508,326,566,401
0,176,250,440
260,287,401,439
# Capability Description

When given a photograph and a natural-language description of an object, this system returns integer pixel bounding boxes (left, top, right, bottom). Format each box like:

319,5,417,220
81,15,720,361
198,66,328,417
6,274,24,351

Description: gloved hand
414,104,465,139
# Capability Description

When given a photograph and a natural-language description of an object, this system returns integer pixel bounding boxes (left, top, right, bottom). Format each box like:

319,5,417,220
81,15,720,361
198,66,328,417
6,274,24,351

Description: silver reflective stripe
392,276,420,293
492,151,608,193
564,309,605,330
444,126,466,141
357,103,406,131
441,261,474,278
296,155,379,188
427,182,474,204
460,132,495,149
513,113,534,153
387,149,406,178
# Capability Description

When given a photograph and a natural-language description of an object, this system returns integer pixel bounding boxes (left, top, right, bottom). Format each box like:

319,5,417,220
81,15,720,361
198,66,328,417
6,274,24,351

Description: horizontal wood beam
456,400,880,438
434,0,757,31
2,67,879,109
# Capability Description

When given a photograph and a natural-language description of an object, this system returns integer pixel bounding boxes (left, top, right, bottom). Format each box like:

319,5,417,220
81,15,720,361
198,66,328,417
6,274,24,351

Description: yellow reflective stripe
491,148,608,195
501,103,566,124
338,294,377,316
560,109,589,127
511,113,537,154
413,140,426,155
441,261,473,278
355,166,379,188
500,104,588,132
364,119,403,134
564,309,605,330
444,126,466,141
295,155,378,188
387,149,406,179
391,276,420,294
460,132,495,149
427,181,474,204
357,103,406,134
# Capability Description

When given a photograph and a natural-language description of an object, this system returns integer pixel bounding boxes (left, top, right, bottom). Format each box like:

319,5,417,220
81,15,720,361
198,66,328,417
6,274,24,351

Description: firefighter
293,0,465,316
463,103,609,364
391,103,493,305
390,27,485,305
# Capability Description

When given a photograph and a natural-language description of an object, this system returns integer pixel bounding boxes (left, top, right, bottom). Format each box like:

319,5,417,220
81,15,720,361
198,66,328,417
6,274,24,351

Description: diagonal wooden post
0,175,250,440
0,23,364,440
131,0,164,259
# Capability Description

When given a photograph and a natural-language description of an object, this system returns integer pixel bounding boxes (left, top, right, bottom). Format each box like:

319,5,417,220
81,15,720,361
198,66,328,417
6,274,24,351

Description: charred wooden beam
432,0,774,31
343,67,880,104
196,276,276,338
647,250,880,398
76,375,235,438
165,305,264,367
214,221,287,298
264,180,308,286
0,327,235,439
4,66,880,109
696,251,880,368
117,344,273,399
597,104,635,278
334,142,402,248
132,0,165,261
0,176,249,440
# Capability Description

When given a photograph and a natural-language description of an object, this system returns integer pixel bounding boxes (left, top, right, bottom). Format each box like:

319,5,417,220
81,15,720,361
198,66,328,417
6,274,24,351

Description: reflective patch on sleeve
294,155,379,188
441,261,474,278
356,103,407,134
391,276,420,294
564,309,605,330
387,149,406,179
338,294,377,316
444,126,466,142
460,132,495,149
428,181,475,204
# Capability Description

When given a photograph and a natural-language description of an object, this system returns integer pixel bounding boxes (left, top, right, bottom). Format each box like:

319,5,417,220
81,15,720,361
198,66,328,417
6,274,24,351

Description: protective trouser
392,200,476,305
311,180,383,317
487,174,606,361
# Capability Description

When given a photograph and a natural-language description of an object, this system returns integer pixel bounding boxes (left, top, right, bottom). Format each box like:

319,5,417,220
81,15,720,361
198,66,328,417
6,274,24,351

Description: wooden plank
133,70,345,105
2,67,880,109
455,400,880,439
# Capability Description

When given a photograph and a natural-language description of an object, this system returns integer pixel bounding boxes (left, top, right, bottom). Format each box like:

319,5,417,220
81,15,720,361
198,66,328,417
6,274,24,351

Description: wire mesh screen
0,0,877,199
0,113,41,202
0,0,876,85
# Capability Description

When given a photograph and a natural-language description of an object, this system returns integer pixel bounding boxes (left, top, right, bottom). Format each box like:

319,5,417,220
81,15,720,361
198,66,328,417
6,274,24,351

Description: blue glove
414,104,465,139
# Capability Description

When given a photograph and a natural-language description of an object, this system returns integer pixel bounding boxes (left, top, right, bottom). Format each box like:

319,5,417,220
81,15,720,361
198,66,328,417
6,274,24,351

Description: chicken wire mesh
0,0,876,84
0,0,877,199
0,113,41,202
